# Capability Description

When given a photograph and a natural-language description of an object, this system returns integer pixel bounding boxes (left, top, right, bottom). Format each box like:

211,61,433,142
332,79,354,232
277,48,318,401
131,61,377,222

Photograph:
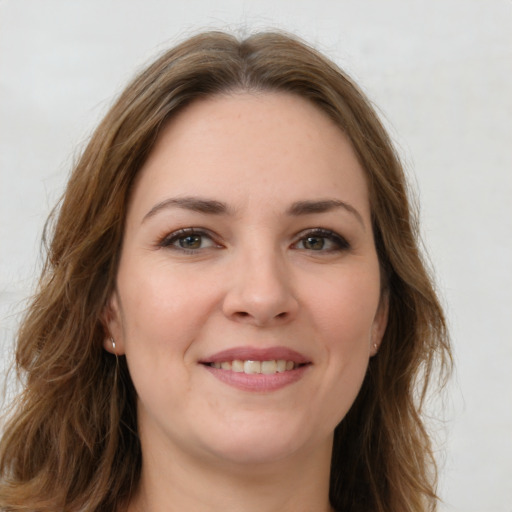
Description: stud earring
111,337,116,352
372,342,378,352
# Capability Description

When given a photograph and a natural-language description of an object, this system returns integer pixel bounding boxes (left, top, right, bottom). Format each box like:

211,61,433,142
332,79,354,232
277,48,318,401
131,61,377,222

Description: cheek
313,269,381,346
116,259,218,354
297,269,381,433
115,261,217,412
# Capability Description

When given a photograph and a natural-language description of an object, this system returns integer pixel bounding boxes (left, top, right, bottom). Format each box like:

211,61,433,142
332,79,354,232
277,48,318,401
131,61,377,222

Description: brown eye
159,228,219,252
178,234,203,249
294,229,350,252
302,236,325,250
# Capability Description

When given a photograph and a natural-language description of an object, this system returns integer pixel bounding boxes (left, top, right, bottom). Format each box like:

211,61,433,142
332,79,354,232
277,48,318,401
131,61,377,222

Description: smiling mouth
201,348,311,391
205,360,306,374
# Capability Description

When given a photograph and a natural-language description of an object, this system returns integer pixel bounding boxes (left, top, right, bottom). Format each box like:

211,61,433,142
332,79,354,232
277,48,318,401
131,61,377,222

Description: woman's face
106,92,387,468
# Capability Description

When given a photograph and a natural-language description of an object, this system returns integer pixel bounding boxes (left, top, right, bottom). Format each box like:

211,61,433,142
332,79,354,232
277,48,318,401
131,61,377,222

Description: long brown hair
0,31,451,511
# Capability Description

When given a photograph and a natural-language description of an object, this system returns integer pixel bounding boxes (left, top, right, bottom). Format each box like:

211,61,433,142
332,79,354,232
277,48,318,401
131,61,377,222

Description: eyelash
158,228,221,254
293,228,350,253
157,227,350,254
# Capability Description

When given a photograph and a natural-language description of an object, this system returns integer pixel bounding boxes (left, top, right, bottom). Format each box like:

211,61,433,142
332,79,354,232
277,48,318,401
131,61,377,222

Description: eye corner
157,227,223,253
292,228,351,253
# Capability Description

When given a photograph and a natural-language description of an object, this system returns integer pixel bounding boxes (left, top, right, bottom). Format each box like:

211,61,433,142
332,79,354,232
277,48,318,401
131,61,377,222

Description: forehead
129,91,370,220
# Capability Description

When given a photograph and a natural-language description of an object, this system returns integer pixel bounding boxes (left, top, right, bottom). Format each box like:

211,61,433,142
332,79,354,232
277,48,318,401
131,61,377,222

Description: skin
105,92,388,512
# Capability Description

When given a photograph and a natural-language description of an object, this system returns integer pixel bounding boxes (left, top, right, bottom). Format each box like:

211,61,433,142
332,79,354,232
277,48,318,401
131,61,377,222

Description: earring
372,342,378,352
111,337,116,352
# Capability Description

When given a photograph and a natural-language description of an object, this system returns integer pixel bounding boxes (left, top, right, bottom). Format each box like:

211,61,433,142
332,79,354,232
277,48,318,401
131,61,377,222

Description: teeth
261,360,277,374
209,359,299,374
232,360,244,372
244,360,261,374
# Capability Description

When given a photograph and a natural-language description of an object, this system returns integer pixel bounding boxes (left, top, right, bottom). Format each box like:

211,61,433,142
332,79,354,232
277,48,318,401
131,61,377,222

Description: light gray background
1,1,511,511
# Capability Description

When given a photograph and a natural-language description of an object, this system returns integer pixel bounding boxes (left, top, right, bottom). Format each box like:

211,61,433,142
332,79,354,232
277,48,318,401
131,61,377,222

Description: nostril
231,310,288,323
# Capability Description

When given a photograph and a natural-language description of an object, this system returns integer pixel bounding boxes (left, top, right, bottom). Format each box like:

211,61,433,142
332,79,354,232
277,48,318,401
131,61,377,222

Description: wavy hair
0,31,451,511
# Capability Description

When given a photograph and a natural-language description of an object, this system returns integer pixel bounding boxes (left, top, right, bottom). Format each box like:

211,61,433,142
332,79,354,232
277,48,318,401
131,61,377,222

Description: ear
370,292,389,357
101,291,126,355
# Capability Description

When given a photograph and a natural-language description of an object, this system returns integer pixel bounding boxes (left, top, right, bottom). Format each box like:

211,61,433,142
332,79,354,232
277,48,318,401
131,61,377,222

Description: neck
126,436,334,512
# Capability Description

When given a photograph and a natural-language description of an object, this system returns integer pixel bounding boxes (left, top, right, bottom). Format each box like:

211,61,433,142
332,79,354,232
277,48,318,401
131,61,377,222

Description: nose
222,249,299,327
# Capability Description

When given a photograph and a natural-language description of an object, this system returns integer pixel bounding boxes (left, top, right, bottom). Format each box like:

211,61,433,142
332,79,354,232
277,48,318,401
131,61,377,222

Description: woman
0,31,451,511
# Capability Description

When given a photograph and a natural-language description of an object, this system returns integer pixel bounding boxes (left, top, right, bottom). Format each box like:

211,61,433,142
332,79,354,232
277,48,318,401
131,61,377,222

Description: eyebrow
286,199,365,229
142,196,365,229
142,197,230,222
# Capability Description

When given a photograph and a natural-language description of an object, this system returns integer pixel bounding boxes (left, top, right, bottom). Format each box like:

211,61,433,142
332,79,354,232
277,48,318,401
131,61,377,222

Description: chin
196,417,327,467
207,440,305,467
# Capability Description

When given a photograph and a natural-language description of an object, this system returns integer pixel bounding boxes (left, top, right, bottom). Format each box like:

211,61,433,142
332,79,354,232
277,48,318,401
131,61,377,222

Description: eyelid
292,228,351,252
158,227,221,251
156,226,349,254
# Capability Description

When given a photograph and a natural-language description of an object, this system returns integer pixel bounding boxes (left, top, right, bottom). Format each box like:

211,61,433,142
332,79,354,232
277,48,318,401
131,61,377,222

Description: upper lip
200,346,310,364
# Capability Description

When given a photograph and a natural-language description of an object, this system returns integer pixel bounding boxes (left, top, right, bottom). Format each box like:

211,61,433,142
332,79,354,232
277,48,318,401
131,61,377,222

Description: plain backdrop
1,1,511,511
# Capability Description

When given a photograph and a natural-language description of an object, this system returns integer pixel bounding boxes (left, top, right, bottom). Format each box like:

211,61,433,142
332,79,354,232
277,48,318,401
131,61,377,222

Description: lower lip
203,364,310,392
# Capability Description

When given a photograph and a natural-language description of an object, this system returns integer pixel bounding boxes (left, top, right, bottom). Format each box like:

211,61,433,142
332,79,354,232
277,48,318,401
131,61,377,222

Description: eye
293,229,350,252
159,228,219,253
